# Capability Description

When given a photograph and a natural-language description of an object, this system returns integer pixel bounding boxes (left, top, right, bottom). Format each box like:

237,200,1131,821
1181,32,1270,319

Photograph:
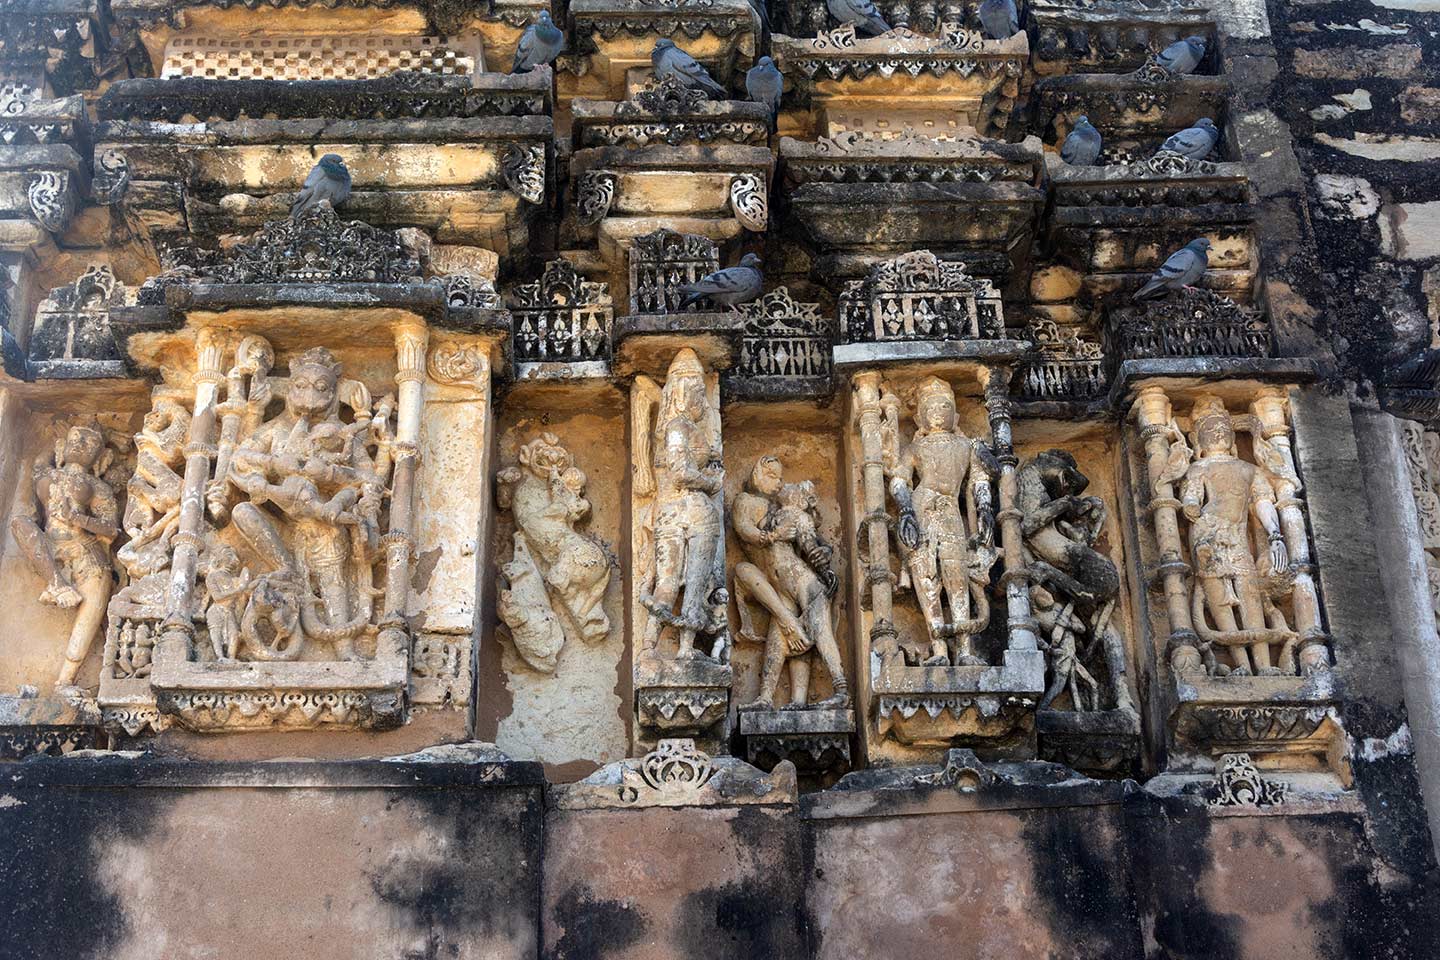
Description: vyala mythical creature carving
1018,449,1134,712
1159,395,1302,676
11,419,126,690
496,431,614,673
881,376,998,667
732,456,848,711
633,348,728,662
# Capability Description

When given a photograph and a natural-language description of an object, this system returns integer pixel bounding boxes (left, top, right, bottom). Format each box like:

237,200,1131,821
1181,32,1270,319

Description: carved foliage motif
628,229,720,315
729,173,768,232
502,143,546,204
1107,288,1271,368
1210,753,1288,807
510,259,614,364
576,171,617,226
737,288,832,380
838,251,1004,343
191,205,422,284
27,170,74,232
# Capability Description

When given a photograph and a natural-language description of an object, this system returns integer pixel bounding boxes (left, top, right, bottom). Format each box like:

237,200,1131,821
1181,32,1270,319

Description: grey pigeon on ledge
1060,116,1102,166
978,0,1019,41
677,253,765,310
1157,117,1220,159
1156,35,1207,75
512,11,565,74
1132,238,1211,301
827,0,891,37
290,154,351,220
746,56,783,119
653,40,728,100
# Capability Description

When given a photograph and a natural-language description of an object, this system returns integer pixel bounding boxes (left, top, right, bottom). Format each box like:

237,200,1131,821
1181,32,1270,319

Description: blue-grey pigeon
746,56,783,118
1132,238,1211,301
290,154,351,219
677,253,764,310
1156,35,1207,75
1157,117,1219,159
652,39,728,100
826,0,890,37
978,0,1019,41
1061,115,1102,166
512,11,565,74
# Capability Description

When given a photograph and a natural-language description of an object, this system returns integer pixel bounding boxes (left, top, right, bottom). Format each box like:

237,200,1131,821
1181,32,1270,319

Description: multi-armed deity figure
881,376,998,667
210,345,396,662
633,348,727,662
732,455,848,711
11,420,123,690
1163,395,1297,676
495,431,614,673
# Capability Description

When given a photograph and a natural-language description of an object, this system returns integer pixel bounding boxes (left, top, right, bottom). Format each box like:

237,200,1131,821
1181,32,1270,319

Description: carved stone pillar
983,365,1038,654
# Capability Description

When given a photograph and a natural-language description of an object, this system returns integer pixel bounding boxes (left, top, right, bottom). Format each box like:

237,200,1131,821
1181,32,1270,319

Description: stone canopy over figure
633,348,728,662
881,376,999,667
732,455,848,711
10,420,124,691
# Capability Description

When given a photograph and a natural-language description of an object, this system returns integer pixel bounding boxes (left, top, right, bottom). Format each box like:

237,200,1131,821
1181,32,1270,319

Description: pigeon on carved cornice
1131,238,1210,301
512,10,566,73
746,56,783,121
1156,35,1206,75
290,154,351,220
677,253,764,310
652,39,729,100
826,0,890,37
1156,117,1219,160
1060,115,1102,166
978,0,1018,41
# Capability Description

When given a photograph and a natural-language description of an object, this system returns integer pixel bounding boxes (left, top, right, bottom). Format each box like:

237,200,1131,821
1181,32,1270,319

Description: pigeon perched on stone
652,39,729,100
826,0,890,37
1156,117,1219,160
1132,238,1211,301
677,253,764,310
1060,116,1102,166
978,0,1019,41
746,56,783,119
1156,35,1207,75
290,154,351,220
512,11,565,74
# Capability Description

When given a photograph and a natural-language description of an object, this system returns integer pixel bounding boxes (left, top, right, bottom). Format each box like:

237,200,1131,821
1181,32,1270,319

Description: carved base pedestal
1037,707,1142,778
634,658,732,753
1170,672,1342,771
0,695,104,758
740,707,855,783
873,650,1044,760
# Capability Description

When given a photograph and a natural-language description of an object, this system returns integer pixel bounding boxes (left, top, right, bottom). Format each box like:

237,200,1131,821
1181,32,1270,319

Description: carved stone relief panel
486,389,629,771
630,347,732,752
98,324,432,732
160,34,487,81
846,366,1044,764
27,266,129,378
509,258,614,376
1127,384,1339,765
1400,420,1440,631
726,413,856,781
628,228,721,316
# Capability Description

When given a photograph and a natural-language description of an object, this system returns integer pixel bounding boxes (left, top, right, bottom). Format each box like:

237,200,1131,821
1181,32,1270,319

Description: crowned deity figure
11,421,122,690
633,348,727,662
212,346,395,661
1173,395,1296,676
882,376,998,667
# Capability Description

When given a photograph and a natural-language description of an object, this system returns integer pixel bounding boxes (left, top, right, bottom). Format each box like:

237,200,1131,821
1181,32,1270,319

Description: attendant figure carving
633,348,728,662
881,377,998,666
11,420,124,690
732,456,848,710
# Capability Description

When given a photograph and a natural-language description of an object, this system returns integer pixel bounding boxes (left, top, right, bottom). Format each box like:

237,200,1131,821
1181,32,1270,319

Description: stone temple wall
0,0,1439,955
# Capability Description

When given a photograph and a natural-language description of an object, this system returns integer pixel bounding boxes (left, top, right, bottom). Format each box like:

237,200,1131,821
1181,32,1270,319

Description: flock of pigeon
289,16,1215,313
